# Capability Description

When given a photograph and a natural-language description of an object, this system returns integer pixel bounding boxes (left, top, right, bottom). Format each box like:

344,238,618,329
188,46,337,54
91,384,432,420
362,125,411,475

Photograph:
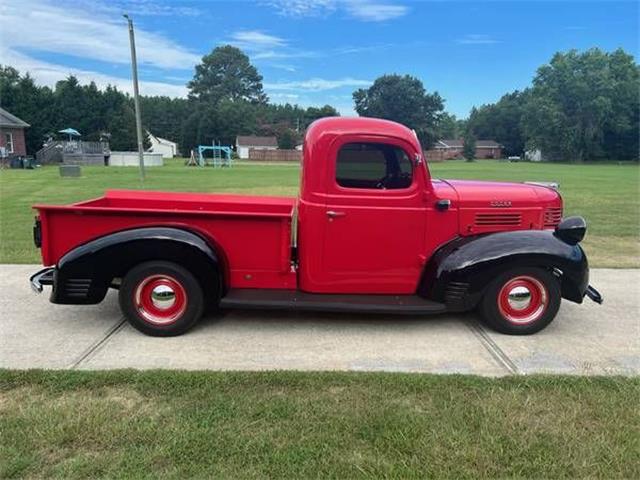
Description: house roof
437,139,463,148
437,139,502,148
236,135,278,147
476,140,502,148
0,107,30,128
147,131,177,146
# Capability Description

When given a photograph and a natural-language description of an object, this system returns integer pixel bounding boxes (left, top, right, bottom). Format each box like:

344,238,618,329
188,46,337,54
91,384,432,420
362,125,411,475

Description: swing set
187,140,233,167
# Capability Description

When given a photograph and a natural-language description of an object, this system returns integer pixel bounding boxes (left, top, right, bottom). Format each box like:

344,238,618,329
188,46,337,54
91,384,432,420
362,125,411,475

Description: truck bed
34,190,297,289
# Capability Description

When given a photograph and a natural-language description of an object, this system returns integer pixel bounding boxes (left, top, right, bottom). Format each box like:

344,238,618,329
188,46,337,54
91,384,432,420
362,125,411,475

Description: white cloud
112,0,201,17
345,0,408,21
230,30,288,50
269,93,301,100
456,34,500,45
261,0,337,17
271,64,298,72
73,0,202,17
1,0,201,69
264,77,371,91
263,0,408,22
1,45,188,98
252,49,319,60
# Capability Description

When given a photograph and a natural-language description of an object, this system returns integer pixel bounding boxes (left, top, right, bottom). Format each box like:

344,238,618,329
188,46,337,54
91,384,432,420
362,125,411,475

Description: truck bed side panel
36,190,297,290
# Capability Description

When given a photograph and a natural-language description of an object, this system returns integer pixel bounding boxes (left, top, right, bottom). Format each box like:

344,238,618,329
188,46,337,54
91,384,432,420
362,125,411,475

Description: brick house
0,107,29,160
427,139,503,160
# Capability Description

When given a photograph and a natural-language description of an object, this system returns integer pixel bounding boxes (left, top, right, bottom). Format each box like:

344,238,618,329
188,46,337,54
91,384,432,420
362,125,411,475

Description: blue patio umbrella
59,128,81,141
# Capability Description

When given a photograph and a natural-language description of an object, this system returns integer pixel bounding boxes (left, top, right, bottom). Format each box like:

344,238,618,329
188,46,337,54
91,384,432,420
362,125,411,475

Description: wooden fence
248,149,301,162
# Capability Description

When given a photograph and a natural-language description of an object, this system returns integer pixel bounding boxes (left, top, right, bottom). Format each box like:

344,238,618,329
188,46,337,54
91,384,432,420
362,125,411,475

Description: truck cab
31,117,602,336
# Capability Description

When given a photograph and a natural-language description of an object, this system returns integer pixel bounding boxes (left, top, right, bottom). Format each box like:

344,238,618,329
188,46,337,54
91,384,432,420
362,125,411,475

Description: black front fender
51,227,221,305
420,230,589,311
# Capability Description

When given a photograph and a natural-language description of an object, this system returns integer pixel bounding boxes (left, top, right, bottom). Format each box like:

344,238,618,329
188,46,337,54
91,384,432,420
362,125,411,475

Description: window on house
5,133,14,153
336,142,413,190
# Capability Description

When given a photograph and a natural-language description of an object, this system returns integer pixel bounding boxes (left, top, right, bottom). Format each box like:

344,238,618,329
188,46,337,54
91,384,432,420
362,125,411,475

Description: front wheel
478,267,561,335
119,261,204,336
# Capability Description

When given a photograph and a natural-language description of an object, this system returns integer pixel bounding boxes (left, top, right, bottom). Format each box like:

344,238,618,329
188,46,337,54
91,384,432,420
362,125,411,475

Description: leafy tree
463,133,476,161
353,74,444,147
277,128,299,149
106,102,137,150
188,45,268,105
180,109,201,156
140,95,190,149
467,90,530,157
305,105,339,125
436,112,462,139
0,67,54,154
0,62,342,157
523,48,639,161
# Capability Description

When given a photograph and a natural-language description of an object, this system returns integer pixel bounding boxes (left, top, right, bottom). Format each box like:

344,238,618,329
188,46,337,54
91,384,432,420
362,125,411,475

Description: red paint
34,117,563,295
134,274,187,325
497,276,548,325
35,190,297,290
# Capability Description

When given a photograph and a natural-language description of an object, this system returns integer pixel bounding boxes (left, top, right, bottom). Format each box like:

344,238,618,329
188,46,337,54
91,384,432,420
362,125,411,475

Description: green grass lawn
0,159,638,266
1,370,638,479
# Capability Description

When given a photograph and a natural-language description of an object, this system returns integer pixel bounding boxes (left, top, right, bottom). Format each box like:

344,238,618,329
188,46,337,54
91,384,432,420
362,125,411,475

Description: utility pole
124,14,145,181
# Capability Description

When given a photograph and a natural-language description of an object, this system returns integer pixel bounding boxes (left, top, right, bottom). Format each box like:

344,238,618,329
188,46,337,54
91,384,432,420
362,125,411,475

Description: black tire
478,267,561,335
119,261,204,337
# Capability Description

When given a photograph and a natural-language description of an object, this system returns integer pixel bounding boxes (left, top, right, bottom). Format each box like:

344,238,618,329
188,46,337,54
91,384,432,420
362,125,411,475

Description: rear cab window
336,142,413,190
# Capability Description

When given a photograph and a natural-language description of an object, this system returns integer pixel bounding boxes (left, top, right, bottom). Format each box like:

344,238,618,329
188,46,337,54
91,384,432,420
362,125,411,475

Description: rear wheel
478,267,561,335
119,261,204,336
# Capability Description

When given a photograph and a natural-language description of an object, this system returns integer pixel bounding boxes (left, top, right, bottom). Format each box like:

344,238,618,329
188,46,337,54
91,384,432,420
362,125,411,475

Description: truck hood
438,178,560,207
433,178,562,235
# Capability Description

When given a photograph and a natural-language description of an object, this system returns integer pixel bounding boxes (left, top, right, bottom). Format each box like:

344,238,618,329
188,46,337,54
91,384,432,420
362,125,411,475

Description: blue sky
2,0,638,117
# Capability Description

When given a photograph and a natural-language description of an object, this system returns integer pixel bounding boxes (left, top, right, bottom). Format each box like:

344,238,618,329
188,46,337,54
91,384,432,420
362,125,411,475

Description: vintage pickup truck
30,117,602,336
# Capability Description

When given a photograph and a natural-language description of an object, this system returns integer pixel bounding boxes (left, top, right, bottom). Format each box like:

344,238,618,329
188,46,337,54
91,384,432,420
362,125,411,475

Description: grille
64,278,92,298
475,212,522,227
543,207,563,228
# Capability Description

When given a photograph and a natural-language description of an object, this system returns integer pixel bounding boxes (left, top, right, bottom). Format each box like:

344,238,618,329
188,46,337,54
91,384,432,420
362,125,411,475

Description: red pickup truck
31,117,602,336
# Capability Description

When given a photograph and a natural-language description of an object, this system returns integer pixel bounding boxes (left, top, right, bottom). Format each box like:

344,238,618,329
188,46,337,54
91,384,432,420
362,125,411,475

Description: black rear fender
52,227,222,305
420,230,589,311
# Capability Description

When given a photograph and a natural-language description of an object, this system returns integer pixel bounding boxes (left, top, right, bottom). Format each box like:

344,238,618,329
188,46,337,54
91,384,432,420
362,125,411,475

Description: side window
336,142,413,190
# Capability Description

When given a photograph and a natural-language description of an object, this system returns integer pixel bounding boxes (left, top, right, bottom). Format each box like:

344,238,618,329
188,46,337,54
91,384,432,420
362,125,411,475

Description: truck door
316,137,427,294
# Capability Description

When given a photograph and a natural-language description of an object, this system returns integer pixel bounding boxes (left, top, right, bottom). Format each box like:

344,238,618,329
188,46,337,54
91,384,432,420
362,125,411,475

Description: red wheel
119,261,204,336
479,268,561,335
134,274,188,326
497,275,548,325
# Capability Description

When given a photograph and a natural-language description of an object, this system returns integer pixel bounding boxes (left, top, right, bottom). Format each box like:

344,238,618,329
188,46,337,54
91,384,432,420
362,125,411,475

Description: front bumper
30,267,54,293
585,285,603,304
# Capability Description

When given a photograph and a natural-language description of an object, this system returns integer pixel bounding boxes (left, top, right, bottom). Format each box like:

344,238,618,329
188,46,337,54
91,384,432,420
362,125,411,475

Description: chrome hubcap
507,285,532,311
151,284,176,310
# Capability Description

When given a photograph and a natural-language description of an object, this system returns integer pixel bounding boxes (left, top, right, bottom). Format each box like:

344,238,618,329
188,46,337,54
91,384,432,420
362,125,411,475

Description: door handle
326,210,346,218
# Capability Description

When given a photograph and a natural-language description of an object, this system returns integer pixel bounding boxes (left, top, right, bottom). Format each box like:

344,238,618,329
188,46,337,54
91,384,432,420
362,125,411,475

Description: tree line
351,48,638,161
0,46,339,156
466,48,639,161
1,46,637,161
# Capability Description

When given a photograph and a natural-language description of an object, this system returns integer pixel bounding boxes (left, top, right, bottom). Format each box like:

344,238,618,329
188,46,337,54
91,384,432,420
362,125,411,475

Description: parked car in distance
31,117,602,336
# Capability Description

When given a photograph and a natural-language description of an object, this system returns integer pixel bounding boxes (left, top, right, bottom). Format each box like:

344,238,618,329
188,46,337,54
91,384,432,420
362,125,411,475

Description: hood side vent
475,212,522,227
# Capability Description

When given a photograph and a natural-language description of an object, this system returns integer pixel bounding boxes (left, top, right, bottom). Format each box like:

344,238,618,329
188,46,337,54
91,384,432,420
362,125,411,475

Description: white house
525,149,543,162
235,135,278,159
147,131,177,158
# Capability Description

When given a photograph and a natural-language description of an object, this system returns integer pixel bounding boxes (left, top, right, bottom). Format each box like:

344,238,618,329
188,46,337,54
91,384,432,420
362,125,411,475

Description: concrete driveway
1,265,638,375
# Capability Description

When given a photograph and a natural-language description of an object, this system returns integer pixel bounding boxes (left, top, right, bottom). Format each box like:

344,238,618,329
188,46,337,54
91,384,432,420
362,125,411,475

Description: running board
220,289,447,315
